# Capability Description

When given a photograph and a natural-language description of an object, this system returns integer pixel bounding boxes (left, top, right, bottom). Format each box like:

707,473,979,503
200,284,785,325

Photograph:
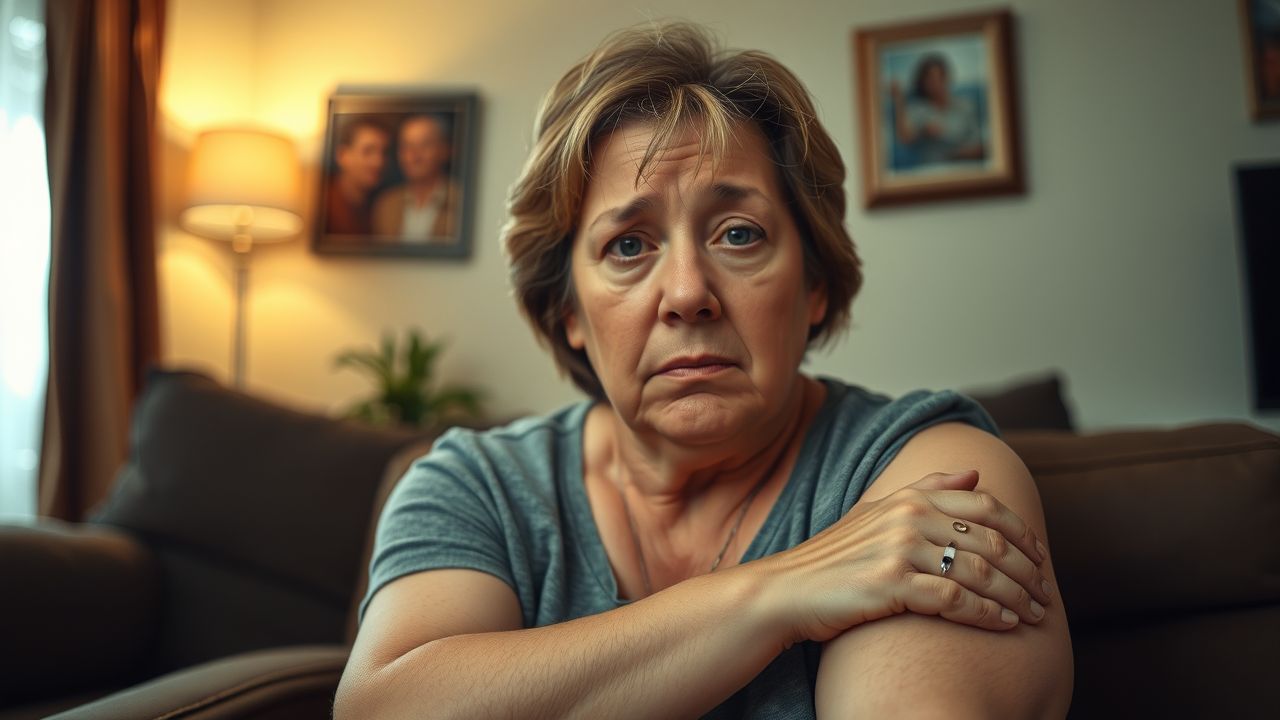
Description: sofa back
91,370,425,676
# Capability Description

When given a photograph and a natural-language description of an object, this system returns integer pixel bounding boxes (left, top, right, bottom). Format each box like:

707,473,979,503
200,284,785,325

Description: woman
337,23,1071,719
890,53,987,165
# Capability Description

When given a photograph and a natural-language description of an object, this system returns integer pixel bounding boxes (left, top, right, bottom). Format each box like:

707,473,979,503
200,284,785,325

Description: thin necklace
617,454,783,598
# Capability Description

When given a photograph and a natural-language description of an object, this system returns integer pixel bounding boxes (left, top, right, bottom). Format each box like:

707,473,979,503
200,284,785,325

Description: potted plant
334,329,484,429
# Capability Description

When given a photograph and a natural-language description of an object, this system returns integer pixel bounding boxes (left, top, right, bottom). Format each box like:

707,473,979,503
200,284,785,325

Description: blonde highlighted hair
503,22,862,399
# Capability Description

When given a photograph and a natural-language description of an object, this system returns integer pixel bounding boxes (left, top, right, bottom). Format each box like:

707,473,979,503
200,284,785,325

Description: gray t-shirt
359,377,998,718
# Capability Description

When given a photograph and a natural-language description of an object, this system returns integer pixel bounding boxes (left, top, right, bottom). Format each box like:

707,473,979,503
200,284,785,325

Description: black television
1235,162,1280,411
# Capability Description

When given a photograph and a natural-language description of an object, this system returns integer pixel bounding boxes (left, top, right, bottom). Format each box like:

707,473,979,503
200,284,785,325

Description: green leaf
334,350,390,382
334,329,485,429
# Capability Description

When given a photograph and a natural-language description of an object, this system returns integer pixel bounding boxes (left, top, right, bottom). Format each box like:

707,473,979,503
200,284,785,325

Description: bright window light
0,0,48,521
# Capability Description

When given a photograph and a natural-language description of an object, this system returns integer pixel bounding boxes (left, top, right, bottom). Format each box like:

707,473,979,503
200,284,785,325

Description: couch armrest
45,645,350,720
0,520,160,703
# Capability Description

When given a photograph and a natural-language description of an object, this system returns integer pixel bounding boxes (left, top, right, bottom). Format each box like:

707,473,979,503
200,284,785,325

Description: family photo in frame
854,10,1024,208
314,91,477,258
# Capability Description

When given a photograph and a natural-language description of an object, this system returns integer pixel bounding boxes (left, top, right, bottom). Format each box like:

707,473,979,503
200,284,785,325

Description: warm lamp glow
180,128,303,245
178,128,302,389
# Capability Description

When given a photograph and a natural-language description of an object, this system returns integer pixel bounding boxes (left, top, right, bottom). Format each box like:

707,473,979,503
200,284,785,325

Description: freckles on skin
565,120,826,445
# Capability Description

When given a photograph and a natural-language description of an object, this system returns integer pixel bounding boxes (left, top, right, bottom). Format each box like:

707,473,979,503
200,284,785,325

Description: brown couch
1,370,1276,719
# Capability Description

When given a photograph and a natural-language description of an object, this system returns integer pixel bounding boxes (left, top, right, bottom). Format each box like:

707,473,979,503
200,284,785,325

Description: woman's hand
750,469,1054,645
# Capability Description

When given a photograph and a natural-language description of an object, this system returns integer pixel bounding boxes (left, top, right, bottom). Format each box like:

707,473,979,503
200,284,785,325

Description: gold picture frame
853,9,1025,209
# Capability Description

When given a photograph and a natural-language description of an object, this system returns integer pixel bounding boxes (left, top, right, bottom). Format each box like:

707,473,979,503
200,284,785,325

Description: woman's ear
564,308,586,350
807,283,828,327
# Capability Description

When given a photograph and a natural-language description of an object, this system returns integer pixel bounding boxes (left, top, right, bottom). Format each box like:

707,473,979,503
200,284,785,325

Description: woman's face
923,63,949,103
565,120,826,445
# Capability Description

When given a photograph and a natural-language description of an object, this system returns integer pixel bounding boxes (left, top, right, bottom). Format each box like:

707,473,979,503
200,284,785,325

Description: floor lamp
179,129,303,388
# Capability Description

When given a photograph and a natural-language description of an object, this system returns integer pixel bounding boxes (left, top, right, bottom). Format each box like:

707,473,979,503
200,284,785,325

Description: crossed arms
335,423,1073,718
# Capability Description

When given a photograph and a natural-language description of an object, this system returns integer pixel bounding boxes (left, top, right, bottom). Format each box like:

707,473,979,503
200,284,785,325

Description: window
0,0,48,520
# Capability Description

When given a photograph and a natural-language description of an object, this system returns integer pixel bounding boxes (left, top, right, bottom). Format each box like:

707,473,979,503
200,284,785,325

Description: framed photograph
313,91,478,258
1239,0,1280,121
853,9,1024,209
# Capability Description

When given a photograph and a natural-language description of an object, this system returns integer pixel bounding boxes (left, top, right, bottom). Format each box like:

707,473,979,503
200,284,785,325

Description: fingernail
1001,608,1018,625
1030,600,1045,619
1041,579,1053,598
1036,540,1048,563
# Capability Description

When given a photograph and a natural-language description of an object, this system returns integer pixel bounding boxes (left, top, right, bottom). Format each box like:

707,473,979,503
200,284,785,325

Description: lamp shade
180,128,303,243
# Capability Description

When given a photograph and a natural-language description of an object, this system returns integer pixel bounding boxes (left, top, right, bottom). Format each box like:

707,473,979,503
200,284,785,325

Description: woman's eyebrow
588,195,654,232
710,182,772,206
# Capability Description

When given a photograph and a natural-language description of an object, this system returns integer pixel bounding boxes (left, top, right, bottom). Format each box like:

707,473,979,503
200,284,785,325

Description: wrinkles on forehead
580,119,784,242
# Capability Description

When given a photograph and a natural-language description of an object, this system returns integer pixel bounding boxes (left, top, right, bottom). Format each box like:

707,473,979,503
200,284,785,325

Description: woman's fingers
914,541,1048,625
907,469,980,492
902,572,1020,631
924,489,1048,565
928,520,1053,608
774,472,1057,642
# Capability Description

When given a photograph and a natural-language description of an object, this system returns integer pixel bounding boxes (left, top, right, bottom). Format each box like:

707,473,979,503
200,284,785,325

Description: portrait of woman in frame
854,10,1025,208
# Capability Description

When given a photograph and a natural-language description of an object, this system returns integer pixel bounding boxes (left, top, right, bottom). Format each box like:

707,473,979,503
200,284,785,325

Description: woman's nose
656,239,722,324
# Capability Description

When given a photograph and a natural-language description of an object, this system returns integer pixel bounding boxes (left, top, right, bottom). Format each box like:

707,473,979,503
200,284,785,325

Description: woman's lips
654,359,735,378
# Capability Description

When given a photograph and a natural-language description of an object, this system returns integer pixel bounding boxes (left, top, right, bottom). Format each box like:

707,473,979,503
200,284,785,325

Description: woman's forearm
893,107,916,144
349,568,790,719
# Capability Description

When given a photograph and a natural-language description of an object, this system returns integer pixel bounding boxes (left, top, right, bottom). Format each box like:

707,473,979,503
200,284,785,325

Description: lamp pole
231,214,254,389
231,247,250,388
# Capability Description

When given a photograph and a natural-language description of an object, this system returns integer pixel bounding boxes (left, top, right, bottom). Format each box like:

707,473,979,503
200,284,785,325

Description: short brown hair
503,22,862,399
336,115,388,148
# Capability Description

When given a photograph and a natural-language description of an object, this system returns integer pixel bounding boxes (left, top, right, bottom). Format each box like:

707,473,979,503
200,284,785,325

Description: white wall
157,0,1280,432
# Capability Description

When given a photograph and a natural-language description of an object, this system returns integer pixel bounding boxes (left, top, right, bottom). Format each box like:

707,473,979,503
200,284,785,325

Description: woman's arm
889,82,920,144
338,428,1058,719
814,422,1074,719
335,565,791,720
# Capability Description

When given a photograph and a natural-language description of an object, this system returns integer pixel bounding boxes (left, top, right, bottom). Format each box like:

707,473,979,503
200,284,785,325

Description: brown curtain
38,0,165,521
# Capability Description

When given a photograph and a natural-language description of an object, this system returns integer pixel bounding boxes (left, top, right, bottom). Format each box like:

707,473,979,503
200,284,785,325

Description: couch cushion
1067,603,1280,719
964,373,1075,431
1006,423,1280,627
91,369,425,656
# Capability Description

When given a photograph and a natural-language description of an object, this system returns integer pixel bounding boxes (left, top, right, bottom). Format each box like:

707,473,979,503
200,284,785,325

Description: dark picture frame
1239,0,1280,121
853,9,1024,209
313,91,478,258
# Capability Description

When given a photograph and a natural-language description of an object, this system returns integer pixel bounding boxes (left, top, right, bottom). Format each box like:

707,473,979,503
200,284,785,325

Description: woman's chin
641,393,761,446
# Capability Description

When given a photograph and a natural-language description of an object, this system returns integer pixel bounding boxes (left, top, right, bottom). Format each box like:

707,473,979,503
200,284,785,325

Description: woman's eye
722,225,763,246
607,236,645,258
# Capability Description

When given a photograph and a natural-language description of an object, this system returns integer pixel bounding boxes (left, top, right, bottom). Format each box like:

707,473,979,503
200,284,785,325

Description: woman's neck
597,375,824,575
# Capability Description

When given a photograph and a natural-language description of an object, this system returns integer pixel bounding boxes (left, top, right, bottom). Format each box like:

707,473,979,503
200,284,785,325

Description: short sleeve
836,388,1000,516
356,429,516,627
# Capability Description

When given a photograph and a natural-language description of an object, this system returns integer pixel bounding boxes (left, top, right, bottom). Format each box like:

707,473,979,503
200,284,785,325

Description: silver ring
952,520,969,533
940,542,957,575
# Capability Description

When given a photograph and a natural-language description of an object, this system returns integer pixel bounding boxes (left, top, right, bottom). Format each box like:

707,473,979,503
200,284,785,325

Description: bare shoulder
859,422,1032,505
815,422,1074,719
